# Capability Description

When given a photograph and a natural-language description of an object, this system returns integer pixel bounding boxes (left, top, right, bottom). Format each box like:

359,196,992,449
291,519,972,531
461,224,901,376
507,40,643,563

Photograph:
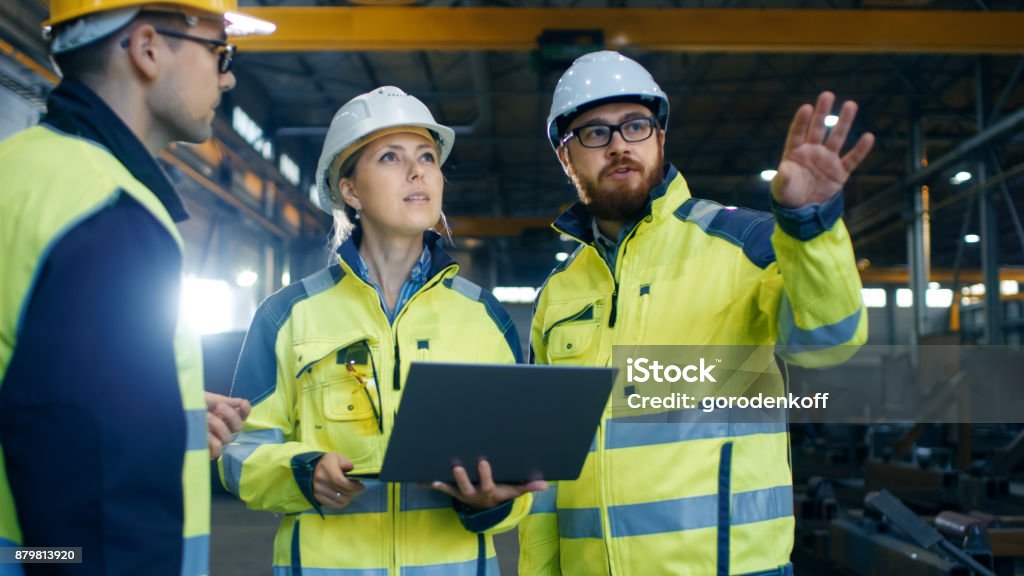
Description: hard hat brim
44,2,275,37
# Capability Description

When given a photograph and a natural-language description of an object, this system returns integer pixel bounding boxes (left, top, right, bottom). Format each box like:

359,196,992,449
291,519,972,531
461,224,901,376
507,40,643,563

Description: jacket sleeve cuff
291,451,326,516
771,190,844,241
452,498,514,533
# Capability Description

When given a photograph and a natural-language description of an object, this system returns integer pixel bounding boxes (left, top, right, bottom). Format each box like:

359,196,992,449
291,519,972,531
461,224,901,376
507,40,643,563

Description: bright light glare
225,12,277,36
926,289,953,308
824,115,839,127
236,270,258,288
862,288,887,308
760,169,777,182
964,234,980,244
896,289,913,308
493,287,538,304
893,288,954,308
555,252,569,262
950,171,972,184
182,277,233,335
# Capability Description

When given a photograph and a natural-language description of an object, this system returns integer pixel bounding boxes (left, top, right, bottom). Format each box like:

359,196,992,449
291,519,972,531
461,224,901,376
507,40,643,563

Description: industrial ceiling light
236,270,258,287
950,171,972,184
493,287,539,304
182,277,234,335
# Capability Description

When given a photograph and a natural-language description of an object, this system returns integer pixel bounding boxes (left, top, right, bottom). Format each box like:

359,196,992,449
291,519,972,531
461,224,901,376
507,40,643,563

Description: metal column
886,285,898,346
908,113,930,346
977,57,1003,344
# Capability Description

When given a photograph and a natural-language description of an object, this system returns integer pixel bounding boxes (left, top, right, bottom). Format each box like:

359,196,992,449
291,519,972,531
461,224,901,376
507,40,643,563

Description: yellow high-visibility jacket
520,165,866,576
221,233,531,575
0,124,209,576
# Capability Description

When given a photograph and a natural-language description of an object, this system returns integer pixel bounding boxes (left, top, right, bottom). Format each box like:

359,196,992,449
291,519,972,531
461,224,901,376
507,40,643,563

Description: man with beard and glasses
0,2,272,574
520,51,874,575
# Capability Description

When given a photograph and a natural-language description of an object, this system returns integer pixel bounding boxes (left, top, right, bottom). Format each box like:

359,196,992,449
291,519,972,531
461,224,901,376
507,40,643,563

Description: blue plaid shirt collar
354,245,432,324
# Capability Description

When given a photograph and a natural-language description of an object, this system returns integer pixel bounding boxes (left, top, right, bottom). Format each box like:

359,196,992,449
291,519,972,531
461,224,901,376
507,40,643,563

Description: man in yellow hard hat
0,2,272,574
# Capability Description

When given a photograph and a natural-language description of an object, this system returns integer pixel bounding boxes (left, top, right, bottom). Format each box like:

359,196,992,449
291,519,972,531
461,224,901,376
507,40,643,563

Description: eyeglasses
155,29,235,74
561,116,659,149
119,29,235,74
342,342,382,433
120,28,236,74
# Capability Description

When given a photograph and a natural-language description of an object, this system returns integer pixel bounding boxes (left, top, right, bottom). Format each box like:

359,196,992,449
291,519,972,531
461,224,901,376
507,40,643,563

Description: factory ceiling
4,0,1024,287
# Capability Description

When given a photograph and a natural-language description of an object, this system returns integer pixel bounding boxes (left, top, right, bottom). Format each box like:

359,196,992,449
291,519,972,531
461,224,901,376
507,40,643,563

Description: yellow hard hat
45,0,274,36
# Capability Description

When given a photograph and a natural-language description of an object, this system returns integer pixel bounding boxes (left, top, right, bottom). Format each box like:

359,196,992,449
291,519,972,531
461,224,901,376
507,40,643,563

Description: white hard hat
546,50,669,150
315,86,455,214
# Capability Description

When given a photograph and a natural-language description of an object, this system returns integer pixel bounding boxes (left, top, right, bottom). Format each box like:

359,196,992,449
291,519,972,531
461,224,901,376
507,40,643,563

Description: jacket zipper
608,241,631,328
294,337,372,379
392,343,401,390
377,326,397,576
608,283,619,328
382,266,455,574
387,265,453,391
389,483,398,575
542,303,596,339
602,229,638,572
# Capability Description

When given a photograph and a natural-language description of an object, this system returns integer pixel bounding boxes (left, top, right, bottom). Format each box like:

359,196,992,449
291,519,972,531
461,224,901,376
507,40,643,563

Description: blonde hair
328,208,355,256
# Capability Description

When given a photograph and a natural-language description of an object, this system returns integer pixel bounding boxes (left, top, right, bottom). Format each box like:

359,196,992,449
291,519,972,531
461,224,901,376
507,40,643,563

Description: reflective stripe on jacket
221,233,529,575
520,165,866,576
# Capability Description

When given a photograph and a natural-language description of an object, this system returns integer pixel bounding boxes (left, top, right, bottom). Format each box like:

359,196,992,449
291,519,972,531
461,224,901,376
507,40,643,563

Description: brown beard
566,144,665,223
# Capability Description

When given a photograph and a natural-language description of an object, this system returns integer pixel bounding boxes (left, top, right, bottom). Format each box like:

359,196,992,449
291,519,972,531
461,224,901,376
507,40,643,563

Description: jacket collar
552,163,686,243
336,228,457,283
41,79,189,222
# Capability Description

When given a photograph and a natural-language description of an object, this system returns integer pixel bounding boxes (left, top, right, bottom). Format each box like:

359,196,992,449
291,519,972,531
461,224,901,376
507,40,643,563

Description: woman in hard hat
220,86,544,575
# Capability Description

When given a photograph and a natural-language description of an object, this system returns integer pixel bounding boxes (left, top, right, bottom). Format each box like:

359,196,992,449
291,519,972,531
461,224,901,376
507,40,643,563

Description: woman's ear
338,178,361,212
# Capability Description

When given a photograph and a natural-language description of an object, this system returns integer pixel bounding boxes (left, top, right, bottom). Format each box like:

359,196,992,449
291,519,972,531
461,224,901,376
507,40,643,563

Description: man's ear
338,178,361,212
557,144,571,177
124,24,160,80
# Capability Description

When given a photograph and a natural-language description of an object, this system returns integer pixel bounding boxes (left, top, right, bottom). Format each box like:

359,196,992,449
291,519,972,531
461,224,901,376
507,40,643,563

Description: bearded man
520,50,874,576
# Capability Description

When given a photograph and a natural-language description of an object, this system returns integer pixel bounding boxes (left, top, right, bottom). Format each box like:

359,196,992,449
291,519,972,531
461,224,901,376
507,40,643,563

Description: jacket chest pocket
543,302,602,363
297,341,383,472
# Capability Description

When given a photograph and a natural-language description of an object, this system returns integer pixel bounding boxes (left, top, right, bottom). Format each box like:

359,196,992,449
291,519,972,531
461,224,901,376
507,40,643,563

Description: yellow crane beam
860,267,1024,285
235,8,1024,54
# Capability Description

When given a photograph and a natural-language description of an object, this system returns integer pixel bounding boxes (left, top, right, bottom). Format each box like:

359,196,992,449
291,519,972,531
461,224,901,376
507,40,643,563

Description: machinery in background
791,419,1024,575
